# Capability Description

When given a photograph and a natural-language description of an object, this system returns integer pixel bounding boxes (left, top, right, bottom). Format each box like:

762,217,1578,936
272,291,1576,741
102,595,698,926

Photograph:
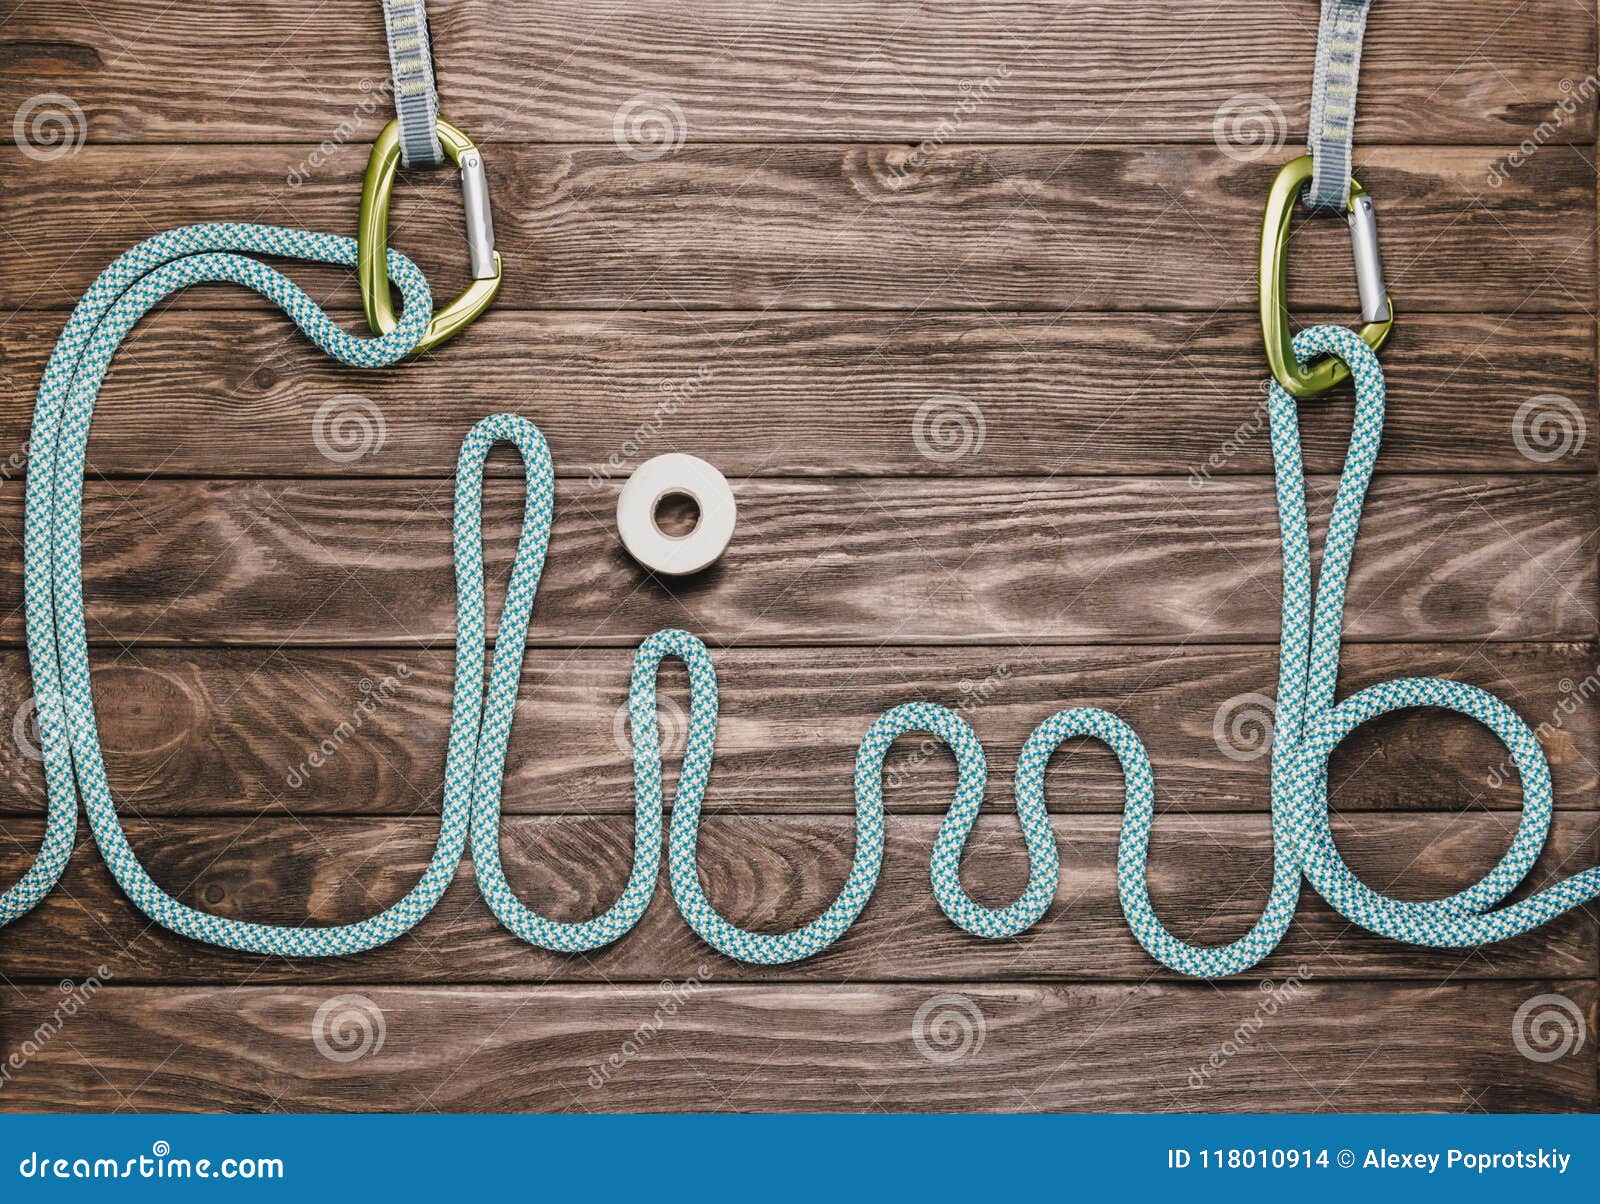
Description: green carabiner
1259,154,1394,398
358,117,503,355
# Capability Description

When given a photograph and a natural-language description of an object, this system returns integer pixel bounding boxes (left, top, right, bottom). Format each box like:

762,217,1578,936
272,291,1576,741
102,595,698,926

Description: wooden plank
0,813,1593,985
2,145,1591,312
5,1,1592,145
3,0,1595,1123
0,980,1591,1112
0,644,1593,818
3,311,1592,478
0,475,1588,646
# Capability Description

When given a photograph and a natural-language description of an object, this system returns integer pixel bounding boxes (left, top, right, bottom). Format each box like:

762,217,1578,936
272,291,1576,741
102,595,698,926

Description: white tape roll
616,453,737,576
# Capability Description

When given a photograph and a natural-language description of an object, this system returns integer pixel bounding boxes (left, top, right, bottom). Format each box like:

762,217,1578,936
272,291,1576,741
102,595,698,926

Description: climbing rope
5,226,1598,972
532,324,1600,974
3,222,1047,962
7,224,450,952
1093,324,1600,975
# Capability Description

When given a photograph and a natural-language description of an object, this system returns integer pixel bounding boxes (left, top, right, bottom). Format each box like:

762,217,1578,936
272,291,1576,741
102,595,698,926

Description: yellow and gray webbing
1304,0,1375,209
380,0,445,168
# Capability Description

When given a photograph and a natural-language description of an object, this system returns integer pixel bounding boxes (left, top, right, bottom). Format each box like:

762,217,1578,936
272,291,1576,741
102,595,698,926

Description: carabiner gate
358,117,503,355
1259,154,1394,398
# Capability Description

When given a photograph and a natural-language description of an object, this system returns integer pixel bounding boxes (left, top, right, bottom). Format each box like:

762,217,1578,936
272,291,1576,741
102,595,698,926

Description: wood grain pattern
2,311,1592,478
5,1,1592,145
0,644,1593,819
1,0,1595,1117
0,475,1587,646
2,145,1592,312
0,813,1593,985
1,980,1592,1113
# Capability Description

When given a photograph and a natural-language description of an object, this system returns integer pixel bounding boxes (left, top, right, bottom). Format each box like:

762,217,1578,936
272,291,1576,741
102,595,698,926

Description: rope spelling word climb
5,224,1599,975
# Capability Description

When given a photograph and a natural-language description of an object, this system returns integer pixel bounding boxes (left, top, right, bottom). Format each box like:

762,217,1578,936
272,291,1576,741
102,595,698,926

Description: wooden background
0,0,1597,1112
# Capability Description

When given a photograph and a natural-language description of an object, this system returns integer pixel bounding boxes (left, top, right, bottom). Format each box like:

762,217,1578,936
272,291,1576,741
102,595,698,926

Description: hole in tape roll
652,490,701,539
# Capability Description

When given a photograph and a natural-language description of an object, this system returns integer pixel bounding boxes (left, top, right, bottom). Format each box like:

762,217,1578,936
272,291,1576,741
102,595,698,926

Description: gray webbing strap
1305,0,1374,209
382,0,445,168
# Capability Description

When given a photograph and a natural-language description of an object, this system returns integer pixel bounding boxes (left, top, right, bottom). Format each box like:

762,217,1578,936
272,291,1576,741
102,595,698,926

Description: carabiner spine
1347,192,1387,326
459,149,497,281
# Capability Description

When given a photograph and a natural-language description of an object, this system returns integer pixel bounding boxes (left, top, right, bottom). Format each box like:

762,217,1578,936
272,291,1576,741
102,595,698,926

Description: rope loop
9,224,437,949
6,227,1598,975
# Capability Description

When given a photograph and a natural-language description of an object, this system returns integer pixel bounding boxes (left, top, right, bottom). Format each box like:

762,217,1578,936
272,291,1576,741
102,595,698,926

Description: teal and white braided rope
6,223,1598,974
10,224,452,952
485,325,1600,971
1099,324,1600,975
474,658,1057,962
